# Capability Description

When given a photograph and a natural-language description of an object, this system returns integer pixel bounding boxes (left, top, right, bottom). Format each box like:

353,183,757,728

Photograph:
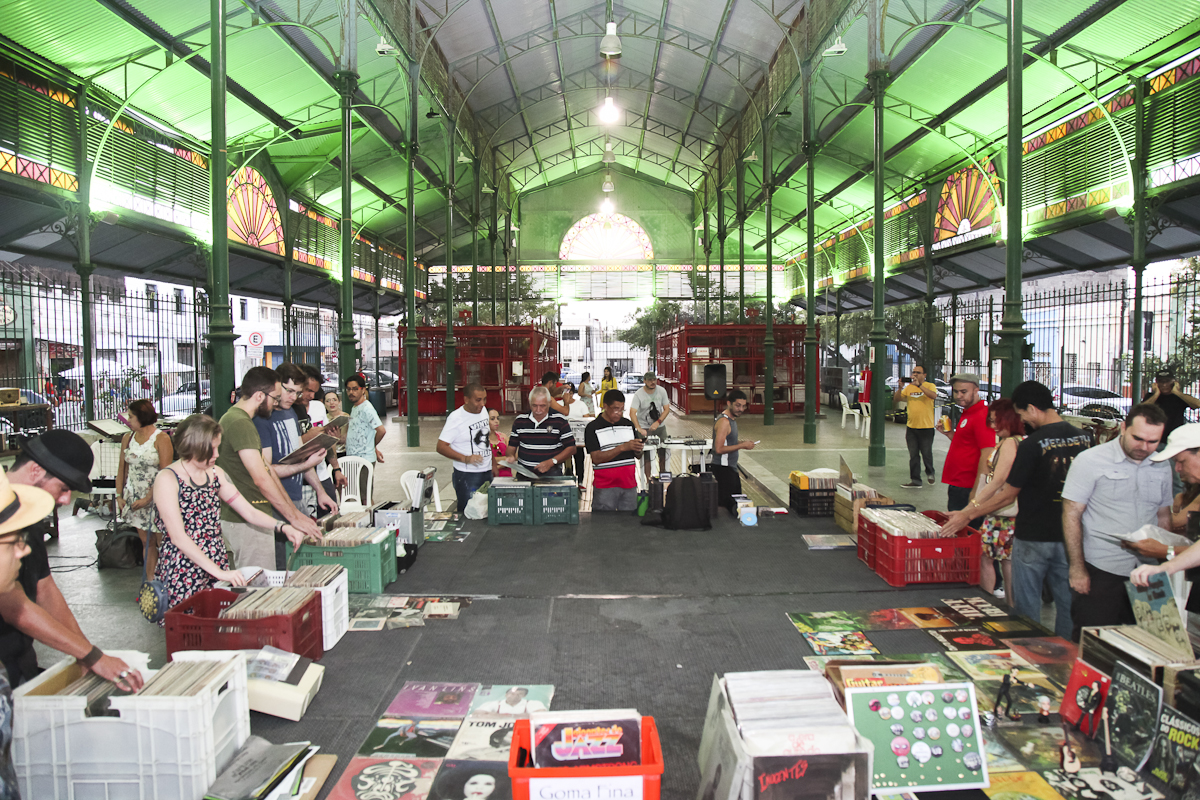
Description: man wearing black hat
1144,369,1200,493
0,430,144,691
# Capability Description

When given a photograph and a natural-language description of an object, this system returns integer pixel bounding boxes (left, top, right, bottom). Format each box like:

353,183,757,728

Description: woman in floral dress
152,415,307,622
116,399,172,574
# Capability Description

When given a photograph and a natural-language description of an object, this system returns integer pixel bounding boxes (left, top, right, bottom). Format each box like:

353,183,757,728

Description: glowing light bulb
598,96,619,124
600,198,614,214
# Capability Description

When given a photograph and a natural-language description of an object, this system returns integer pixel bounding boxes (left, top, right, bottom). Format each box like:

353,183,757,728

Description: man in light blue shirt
1062,403,1173,640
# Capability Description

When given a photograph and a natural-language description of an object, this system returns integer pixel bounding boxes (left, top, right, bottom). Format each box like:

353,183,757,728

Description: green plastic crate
293,534,396,593
488,480,533,525
533,481,579,525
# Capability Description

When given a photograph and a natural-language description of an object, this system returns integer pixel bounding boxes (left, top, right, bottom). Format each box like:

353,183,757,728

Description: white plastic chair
400,469,443,512
88,440,122,528
337,456,374,511
859,402,872,438
838,392,861,430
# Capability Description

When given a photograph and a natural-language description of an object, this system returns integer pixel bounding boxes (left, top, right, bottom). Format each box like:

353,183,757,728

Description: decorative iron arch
228,165,285,255
559,213,654,261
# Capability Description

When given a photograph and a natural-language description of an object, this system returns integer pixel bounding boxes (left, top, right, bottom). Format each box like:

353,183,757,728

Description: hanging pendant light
602,140,615,163
600,22,622,57
598,96,619,124
601,171,615,193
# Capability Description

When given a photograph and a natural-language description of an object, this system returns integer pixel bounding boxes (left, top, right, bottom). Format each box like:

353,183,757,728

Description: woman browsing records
488,409,511,477
116,399,173,575
152,415,309,624
967,399,1025,603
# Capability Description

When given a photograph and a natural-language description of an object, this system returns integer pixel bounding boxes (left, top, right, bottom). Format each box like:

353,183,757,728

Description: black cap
1155,369,1174,381
21,430,93,493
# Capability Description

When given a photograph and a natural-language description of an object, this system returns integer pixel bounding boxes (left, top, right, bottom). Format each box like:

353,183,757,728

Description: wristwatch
1168,546,1176,561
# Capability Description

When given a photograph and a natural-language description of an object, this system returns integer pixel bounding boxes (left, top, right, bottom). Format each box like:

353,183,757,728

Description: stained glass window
559,213,654,261
228,165,285,255
932,159,1001,252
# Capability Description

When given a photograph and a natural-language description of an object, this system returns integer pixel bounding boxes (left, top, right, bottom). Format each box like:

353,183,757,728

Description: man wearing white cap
1131,423,1200,592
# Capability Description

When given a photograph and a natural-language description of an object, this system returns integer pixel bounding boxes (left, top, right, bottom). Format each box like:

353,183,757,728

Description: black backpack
663,475,712,530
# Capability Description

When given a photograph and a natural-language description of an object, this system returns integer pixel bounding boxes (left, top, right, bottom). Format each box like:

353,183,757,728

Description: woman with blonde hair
152,415,309,621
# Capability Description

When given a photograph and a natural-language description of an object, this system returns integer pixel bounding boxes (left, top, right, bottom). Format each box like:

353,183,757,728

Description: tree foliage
817,302,932,370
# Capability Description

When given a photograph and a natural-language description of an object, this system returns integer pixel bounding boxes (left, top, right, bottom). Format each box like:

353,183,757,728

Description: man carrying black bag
712,389,756,513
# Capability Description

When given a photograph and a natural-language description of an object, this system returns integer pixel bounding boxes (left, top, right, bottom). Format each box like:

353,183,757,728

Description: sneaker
900,481,923,489
926,473,936,485
993,587,1005,599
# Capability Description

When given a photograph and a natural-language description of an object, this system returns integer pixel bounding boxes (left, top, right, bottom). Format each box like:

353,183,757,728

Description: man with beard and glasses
1062,403,1172,638
217,366,323,569
255,362,337,526
437,383,493,512
711,389,757,512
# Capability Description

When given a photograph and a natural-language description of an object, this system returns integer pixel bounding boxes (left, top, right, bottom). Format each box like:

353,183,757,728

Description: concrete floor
35,408,1044,672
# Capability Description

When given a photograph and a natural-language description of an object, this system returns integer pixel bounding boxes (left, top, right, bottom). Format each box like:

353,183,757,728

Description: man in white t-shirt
437,383,493,511
299,365,345,507
629,371,671,477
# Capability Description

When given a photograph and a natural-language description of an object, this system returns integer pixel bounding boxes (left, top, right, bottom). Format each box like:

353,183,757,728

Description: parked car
618,373,644,393
1055,385,1131,419
159,380,210,417
885,376,952,400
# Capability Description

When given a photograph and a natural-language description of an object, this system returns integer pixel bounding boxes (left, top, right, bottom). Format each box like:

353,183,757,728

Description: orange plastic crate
164,588,324,661
508,717,663,800
874,510,980,587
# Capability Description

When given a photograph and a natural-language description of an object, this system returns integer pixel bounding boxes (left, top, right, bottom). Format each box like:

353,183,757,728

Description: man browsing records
507,386,576,475
712,389,756,512
346,373,387,499
255,363,337,533
298,364,346,505
584,389,644,511
217,366,324,570
437,383,493,511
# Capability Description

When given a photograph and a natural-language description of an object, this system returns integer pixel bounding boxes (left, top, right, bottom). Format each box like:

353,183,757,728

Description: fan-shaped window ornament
228,165,285,255
932,159,1001,253
559,213,654,261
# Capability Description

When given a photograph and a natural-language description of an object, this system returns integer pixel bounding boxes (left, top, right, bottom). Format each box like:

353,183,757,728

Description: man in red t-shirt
940,373,996,521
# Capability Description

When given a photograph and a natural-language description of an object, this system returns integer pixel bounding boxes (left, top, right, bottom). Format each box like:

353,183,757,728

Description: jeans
1012,538,1073,640
1070,561,1137,640
906,427,935,482
452,469,491,512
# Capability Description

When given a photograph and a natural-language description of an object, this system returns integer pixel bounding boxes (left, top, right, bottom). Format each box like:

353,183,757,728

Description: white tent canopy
57,358,196,378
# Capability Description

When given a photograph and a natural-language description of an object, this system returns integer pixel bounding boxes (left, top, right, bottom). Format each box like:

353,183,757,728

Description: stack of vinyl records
283,564,344,587
802,470,838,490
139,659,230,697
723,670,858,754
836,482,879,500
56,672,134,716
320,527,391,547
218,587,316,620
862,508,941,538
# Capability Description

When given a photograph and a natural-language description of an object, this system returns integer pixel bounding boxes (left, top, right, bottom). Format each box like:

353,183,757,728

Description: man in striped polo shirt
506,386,576,475
584,389,645,511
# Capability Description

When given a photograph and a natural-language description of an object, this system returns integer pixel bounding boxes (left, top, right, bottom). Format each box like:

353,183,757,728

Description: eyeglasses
0,530,31,548
268,394,283,404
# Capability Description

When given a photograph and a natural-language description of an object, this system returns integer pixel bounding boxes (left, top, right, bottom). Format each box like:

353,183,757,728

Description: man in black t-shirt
941,381,1091,640
0,431,143,690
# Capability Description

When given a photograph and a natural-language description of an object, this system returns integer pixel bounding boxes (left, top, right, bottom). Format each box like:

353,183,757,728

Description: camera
376,38,397,56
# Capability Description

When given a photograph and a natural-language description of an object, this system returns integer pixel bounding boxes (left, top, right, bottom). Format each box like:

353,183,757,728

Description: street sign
246,346,264,360
247,332,264,347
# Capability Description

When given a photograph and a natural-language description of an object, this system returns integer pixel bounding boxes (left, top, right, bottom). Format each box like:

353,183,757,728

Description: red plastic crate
164,588,324,661
874,510,980,587
856,515,879,568
508,717,663,800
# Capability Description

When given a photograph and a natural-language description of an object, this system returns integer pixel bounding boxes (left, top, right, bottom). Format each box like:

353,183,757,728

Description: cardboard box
834,494,894,535
248,661,325,722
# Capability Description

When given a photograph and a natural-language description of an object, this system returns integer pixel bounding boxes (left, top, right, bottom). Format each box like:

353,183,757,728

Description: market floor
36,411,1040,800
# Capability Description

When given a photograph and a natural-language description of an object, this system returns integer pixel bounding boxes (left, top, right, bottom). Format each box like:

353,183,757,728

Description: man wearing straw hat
0,431,143,691
0,467,53,798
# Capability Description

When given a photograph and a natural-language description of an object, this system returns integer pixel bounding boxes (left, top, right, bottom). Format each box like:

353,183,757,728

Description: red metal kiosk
654,323,820,415
397,325,559,415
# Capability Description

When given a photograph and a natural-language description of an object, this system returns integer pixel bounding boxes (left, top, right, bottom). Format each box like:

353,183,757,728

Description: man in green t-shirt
217,366,324,569
894,365,939,489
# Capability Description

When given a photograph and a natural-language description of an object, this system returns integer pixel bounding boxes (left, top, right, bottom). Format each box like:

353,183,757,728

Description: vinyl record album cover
327,757,440,800
358,718,462,758
1045,768,1163,800
1000,637,1078,666
427,760,512,800
446,717,518,761
467,685,553,716
385,682,480,719
751,752,870,800
983,770,1065,800
1059,661,1112,734
926,626,1008,652
1106,660,1163,771
801,631,880,656
1147,704,1200,800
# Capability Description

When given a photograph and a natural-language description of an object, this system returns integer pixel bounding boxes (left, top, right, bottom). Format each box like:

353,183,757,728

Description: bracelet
332,468,342,474
274,521,284,536
78,646,103,668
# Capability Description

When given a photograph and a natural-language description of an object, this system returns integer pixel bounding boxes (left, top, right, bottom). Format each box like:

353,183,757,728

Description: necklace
181,460,209,487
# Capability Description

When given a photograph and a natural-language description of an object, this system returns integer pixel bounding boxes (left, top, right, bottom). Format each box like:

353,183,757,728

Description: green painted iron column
702,187,711,325
868,70,888,467
489,190,497,325
999,0,1028,394
74,82,95,421
283,260,293,362
736,158,745,323
472,157,481,323
336,69,359,389
762,117,775,425
717,163,726,324
404,59,420,446
208,0,237,419
803,62,818,444
444,121,457,415
1130,76,1148,397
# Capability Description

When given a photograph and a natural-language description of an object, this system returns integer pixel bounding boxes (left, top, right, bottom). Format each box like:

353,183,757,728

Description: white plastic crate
260,566,349,651
14,650,250,800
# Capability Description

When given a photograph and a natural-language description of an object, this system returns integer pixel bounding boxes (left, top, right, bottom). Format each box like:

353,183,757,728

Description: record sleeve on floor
327,757,440,800
427,760,513,800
